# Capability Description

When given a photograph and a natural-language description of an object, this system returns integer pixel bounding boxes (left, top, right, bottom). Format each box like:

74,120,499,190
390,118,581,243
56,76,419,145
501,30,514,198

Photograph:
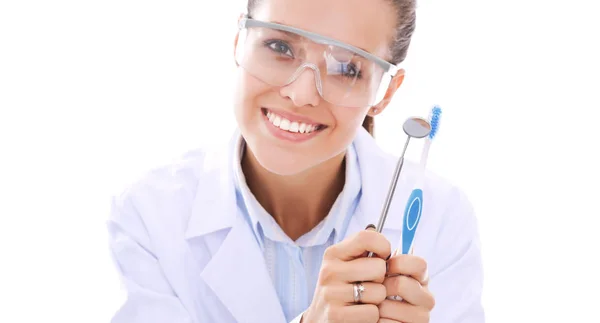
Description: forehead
251,0,397,60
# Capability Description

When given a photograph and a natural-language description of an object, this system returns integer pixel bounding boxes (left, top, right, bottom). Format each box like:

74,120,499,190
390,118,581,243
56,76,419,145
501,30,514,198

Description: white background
1,0,599,322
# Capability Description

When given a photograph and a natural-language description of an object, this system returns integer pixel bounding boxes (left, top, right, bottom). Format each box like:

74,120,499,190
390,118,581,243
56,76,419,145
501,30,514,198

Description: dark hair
247,0,417,136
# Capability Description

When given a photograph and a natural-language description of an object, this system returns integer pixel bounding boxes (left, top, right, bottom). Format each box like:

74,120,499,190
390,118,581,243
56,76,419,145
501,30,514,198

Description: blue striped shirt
232,139,362,322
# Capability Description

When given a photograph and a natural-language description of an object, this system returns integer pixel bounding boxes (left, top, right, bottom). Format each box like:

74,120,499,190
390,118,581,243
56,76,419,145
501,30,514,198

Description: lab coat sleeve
107,194,194,323
428,187,485,323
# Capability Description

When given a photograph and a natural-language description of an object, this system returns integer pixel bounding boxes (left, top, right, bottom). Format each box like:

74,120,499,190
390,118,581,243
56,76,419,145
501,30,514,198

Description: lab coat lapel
200,214,286,323
186,133,286,323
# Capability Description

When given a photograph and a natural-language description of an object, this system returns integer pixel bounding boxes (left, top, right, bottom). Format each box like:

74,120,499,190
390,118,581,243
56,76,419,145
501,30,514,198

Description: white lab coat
107,127,485,323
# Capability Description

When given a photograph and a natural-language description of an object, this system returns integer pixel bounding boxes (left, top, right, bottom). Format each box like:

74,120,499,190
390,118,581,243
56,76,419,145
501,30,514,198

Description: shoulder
374,145,482,277
108,144,220,239
404,161,482,276
357,129,475,219
404,158,479,244
357,129,479,251
115,147,208,201
403,159,477,235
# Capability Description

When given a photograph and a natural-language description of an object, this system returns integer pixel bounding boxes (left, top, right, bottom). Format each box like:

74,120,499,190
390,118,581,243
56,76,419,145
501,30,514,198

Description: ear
233,13,244,66
368,69,405,116
233,32,239,65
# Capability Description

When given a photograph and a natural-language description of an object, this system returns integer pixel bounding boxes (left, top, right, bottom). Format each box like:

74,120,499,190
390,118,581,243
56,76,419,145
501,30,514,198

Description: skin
232,0,434,321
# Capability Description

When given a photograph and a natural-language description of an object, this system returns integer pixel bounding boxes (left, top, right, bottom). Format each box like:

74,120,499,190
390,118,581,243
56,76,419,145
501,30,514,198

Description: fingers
383,275,435,310
318,256,387,285
325,228,391,261
338,304,380,323
378,299,430,323
343,257,388,283
323,282,386,305
386,254,429,285
377,319,398,323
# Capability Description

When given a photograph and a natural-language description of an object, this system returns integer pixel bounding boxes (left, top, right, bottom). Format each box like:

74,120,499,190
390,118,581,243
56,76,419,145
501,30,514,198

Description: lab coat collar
184,132,287,322
184,131,288,323
198,206,288,323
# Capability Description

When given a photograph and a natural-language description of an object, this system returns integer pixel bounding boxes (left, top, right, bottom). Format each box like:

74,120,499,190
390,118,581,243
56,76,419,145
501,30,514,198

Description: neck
241,147,346,241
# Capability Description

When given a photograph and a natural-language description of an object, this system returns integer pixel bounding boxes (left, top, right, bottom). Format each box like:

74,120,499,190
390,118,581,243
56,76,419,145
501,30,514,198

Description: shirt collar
232,134,362,248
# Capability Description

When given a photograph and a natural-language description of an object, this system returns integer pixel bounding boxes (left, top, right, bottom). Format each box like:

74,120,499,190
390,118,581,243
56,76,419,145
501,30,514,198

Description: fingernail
365,224,376,230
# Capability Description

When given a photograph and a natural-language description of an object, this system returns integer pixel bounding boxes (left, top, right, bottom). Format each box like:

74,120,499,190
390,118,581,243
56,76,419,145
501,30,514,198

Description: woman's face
233,0,400,176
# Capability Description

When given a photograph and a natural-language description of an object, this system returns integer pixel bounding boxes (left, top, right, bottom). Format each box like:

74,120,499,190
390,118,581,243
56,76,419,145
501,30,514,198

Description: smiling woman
107,0,485,322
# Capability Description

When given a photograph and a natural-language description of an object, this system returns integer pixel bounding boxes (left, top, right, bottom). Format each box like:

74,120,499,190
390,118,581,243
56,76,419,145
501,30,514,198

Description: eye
264,40,294,57
341,63,362,79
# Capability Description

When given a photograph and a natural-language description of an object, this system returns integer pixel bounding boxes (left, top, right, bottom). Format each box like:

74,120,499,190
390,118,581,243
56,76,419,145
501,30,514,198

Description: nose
279,65,322,107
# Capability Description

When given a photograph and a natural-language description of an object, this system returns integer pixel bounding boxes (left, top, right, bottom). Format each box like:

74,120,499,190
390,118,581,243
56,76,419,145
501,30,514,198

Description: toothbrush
400,105,442,255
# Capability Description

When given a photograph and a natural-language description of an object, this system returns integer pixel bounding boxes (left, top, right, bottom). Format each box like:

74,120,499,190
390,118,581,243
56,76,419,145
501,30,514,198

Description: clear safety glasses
235,17,400,108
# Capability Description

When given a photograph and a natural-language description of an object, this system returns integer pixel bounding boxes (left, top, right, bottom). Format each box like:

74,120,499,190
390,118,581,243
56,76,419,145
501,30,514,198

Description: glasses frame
237,16,399,77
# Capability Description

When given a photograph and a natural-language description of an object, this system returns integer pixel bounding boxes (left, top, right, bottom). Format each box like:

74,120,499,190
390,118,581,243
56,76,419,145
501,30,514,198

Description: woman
107,0,485,322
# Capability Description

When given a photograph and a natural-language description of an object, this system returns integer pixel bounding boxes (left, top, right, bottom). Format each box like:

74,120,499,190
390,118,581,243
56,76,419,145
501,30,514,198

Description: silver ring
353,283,365,303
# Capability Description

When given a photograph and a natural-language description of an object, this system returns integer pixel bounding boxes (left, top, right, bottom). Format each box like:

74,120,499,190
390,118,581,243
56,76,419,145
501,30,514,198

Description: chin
249,142,318,176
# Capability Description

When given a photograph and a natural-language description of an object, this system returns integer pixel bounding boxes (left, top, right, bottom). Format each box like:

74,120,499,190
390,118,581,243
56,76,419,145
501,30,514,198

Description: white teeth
279,118,290,131
266,110,320,134
299,123,307,133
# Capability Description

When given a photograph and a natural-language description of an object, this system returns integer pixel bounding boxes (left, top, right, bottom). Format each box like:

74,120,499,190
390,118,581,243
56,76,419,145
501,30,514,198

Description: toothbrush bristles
428,105,442,139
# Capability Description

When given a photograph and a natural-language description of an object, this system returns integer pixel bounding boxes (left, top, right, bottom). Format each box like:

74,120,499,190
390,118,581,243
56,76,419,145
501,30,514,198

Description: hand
379,252,435,323
302,225,391,323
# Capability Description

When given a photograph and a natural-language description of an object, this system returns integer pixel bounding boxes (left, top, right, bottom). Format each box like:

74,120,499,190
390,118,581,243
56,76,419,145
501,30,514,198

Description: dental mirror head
403,117,431,139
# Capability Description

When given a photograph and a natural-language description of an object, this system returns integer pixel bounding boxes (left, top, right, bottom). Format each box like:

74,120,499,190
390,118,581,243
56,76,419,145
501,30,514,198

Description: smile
262,108,325,134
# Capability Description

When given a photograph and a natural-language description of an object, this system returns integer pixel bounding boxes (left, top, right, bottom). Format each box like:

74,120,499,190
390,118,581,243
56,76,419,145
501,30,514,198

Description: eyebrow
268,26,302,40
267,20,371,53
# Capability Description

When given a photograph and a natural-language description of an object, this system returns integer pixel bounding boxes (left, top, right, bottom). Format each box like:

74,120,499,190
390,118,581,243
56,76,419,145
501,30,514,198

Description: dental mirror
403,117,432,139
368,117,431,257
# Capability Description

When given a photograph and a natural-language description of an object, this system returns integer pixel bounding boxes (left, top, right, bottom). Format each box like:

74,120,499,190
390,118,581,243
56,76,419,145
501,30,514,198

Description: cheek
331,107,369,135
234,70,269,119
316,106,369,155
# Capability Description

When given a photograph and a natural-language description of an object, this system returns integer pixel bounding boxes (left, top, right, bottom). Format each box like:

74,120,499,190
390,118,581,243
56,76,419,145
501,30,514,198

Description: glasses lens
320,45,387,107
235,26,390,108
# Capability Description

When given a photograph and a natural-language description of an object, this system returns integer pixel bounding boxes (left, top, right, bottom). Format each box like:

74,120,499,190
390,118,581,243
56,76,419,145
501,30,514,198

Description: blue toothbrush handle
402,189,423,254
